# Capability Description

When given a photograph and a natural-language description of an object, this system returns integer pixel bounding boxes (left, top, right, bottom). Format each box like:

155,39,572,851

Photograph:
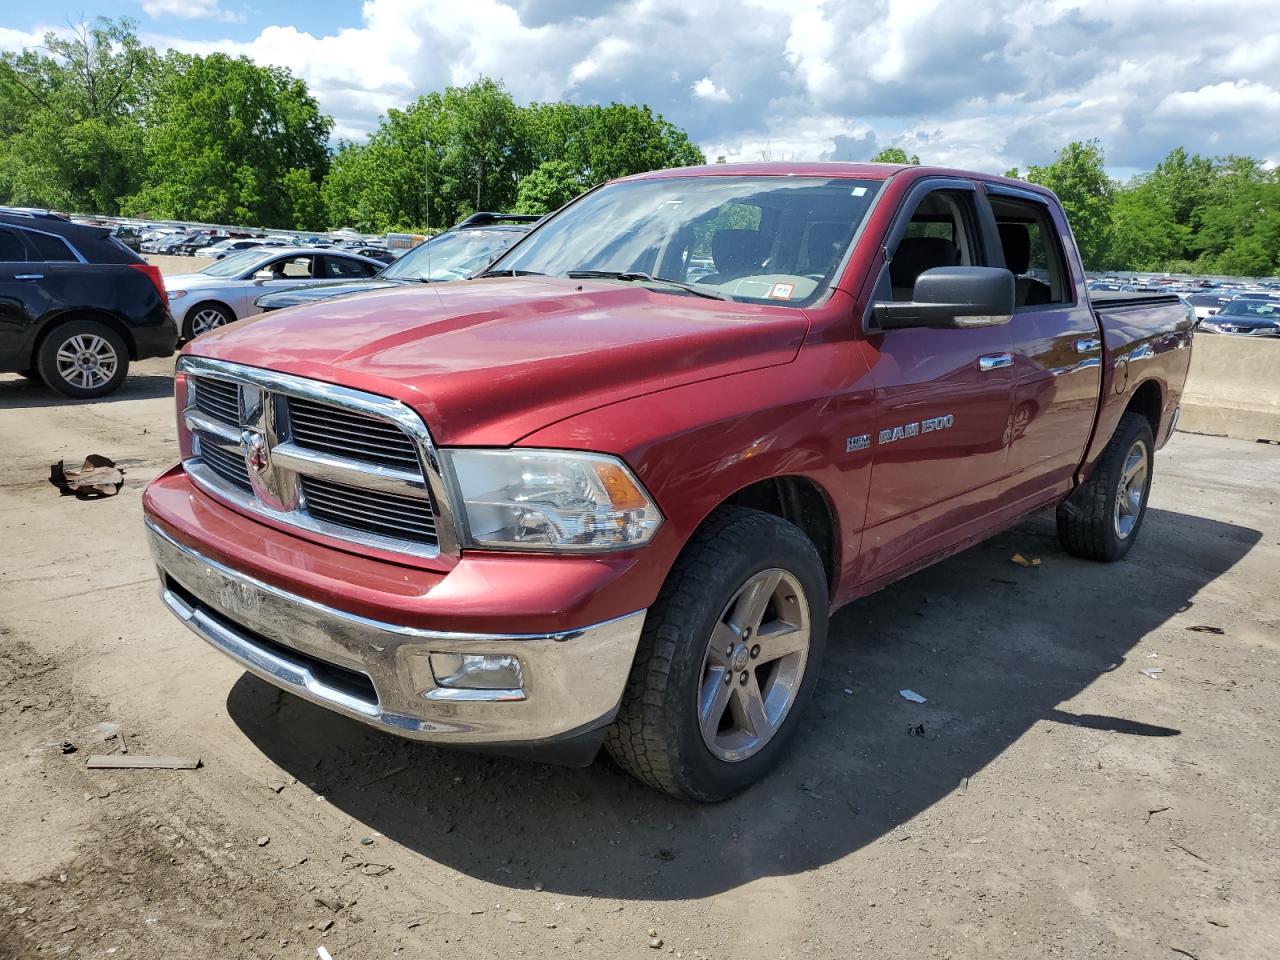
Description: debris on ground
648,929,663,949
85,755,201,769
1140,667,1165,679
1145,806,1171,824
318,919,334,932
257,836,270,847
907,723,926,737
1011,553,1042,567
899,689,927,703
60,740,77,754
313,890,347,913
267,775,289,793
49,455,126,498
1187,625,1225,635
317,947,335,960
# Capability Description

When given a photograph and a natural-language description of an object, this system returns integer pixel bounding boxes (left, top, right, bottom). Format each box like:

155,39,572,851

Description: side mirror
874,266,1015,331
252,269,275,282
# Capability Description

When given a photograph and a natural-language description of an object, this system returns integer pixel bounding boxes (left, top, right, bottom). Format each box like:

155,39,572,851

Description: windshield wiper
566,270,727,301
477,268,546,278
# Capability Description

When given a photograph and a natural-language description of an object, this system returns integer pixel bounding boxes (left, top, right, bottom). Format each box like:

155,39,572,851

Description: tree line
3,19,1275,276
0,18,703,232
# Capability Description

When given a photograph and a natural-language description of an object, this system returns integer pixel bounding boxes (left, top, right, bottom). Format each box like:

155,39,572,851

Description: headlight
168,290,187,300
442,449,663,552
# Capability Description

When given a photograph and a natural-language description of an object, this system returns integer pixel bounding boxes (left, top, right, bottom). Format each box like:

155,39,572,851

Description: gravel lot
1,359,1278,960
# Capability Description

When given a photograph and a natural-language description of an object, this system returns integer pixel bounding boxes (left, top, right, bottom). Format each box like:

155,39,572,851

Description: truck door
858,180,1023,581
985,185,1102,500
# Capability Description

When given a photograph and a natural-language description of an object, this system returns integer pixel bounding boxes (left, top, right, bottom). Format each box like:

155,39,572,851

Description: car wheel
605,506,829,801
1056,412,1154,562
184,302,234,340
36,321,130,399
17,368,42,382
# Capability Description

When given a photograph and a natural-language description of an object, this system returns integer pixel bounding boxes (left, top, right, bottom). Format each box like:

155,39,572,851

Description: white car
165,247,385,339
194,238,281,260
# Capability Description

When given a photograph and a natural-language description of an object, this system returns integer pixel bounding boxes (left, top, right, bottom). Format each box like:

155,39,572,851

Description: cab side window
890,190,982,301
990,195,1071,308
0,228,27,262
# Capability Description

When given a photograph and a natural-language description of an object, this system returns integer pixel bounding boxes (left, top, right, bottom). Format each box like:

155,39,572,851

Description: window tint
990,195,1070,308
889,190,978,301
325,256,376,278
0,228,26,262
26,231,77,262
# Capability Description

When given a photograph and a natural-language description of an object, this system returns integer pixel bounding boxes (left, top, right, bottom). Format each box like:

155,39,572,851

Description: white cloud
141,0,245,24
691,77,730,103
6,0,1280,172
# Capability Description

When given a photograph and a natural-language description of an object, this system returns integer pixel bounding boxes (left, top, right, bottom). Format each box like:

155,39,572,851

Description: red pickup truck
143,162,1193,800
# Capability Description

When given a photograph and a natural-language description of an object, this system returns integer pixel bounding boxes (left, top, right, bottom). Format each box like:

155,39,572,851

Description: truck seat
997,223,1052,307
890,236,958,300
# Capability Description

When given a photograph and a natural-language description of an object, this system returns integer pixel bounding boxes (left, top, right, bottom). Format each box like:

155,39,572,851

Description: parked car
1184,290,1234,321
196,238,267,260
346,245,398,263
111,225,144,252
166,247,385,339
0,209,176,397
253,213,536,313
1198,299,1280,337
175,234,221,257
143,163,1192,799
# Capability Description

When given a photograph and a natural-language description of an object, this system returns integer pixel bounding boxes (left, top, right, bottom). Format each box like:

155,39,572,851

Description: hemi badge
846,434,870,453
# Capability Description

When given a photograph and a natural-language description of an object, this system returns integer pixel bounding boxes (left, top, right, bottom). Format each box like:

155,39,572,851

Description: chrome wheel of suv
1113,440,1149,540
55,334,118,391
698,569,810,762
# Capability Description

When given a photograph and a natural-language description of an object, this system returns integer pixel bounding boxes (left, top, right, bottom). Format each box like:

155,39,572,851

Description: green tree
0,17,156,213
871,146,920,165
514,159,584,214
128,52,331,227
525,101,704,185
1026,140,1113,269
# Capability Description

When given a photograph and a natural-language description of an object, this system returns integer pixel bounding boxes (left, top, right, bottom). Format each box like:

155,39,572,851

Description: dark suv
0,210,177,398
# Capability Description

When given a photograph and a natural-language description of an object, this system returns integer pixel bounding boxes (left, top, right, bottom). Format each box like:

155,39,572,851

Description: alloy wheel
190,307,229,336
54,334,119,391
1113,439,1149,540
697,568,811,762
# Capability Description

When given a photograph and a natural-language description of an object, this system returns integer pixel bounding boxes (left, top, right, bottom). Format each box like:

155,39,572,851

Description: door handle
15,273,44,280
1075,337,1101,353
979,353,1013,371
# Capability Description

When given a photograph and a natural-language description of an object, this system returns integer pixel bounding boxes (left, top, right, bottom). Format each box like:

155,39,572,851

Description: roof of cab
622,161,912,182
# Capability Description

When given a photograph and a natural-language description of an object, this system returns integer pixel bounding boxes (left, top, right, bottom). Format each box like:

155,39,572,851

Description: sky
3,0,1279,179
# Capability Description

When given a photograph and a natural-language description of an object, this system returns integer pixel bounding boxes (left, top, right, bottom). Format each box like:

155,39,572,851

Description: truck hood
188,276,809,445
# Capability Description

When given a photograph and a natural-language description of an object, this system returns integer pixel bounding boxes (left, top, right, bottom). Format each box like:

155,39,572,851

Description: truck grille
300,476,438,543
193,376,240,425
287,397,422,469
180,359,447,557
198,440,253,493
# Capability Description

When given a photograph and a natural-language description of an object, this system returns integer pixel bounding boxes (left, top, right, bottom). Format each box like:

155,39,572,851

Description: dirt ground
1,358,1278,960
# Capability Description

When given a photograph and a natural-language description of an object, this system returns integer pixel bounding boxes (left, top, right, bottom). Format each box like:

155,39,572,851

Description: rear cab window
988,194,1072,309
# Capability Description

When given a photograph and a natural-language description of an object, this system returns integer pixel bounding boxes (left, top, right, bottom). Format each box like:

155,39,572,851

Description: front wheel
605,507,828,801
183,302,233,340
1057,412,1154,561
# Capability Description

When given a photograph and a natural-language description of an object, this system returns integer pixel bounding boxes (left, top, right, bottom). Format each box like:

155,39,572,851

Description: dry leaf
1011,553,1041,568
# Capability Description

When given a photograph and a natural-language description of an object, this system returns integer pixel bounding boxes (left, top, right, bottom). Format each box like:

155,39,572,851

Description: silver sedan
165,247,385,339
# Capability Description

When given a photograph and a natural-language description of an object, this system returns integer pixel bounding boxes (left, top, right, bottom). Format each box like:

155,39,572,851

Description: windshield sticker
768,282,795,300
852,187,869,197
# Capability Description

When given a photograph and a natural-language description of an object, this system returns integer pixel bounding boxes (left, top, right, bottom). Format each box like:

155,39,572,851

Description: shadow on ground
0,373,173,408
228,507,1258,900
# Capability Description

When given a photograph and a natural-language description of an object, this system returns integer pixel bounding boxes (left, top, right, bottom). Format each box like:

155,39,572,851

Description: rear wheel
605,507,828,801
1057,412,1154,561
17,369,41,381
183,302,233,340
36,321,129,399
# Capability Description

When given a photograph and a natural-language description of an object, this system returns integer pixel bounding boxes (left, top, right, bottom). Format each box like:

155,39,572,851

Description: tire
605,506,829,801
183,302,234,340
1057,412,1155,562
17,369,41,381
36,321,130,399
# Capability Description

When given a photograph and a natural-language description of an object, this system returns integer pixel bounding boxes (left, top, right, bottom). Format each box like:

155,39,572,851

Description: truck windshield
381,229,520,282
490,175,881,307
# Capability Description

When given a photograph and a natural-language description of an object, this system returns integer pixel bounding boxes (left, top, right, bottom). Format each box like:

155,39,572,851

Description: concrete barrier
1178,334,1280,442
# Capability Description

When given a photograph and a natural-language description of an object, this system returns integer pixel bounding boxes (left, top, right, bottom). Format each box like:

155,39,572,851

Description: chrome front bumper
145,519,646,748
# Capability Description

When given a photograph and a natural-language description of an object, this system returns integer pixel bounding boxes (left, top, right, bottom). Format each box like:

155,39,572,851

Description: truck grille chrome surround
178,355,459,559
